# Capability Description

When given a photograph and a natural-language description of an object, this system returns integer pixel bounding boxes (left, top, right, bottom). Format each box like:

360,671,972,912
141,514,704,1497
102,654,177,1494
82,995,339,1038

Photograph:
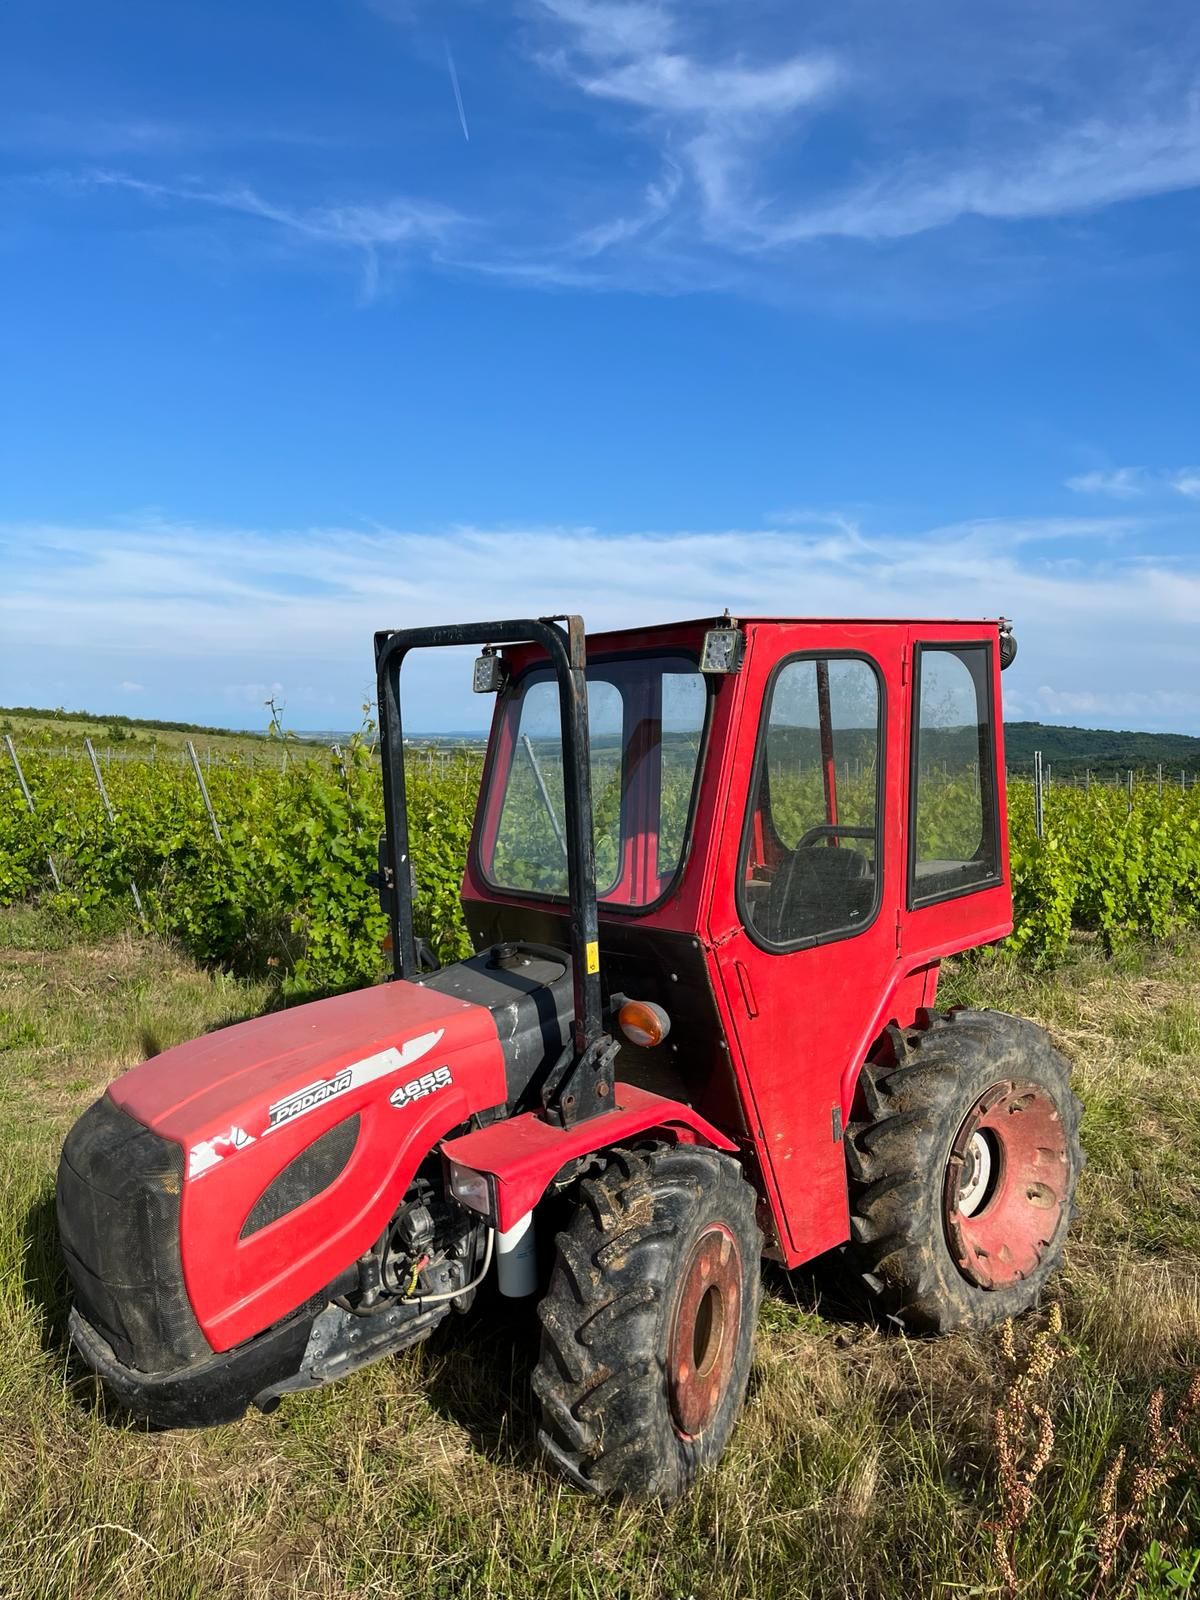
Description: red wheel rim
667,1224,742,1440
944,1080,1069,1289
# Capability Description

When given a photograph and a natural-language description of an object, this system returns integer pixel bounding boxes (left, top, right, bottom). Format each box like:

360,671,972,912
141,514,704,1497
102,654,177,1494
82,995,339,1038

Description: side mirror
999,622,1018,671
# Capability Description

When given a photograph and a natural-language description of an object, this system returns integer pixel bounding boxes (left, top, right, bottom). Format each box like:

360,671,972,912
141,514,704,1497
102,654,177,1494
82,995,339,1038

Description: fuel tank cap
489,942,530,970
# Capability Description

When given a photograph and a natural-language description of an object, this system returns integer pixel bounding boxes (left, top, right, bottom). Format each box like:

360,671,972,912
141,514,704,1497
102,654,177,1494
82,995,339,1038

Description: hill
3,706,1198,777
1003,721,1200,777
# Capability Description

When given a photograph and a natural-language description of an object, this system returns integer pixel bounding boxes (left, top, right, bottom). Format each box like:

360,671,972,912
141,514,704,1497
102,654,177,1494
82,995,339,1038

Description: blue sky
1,0,1198,732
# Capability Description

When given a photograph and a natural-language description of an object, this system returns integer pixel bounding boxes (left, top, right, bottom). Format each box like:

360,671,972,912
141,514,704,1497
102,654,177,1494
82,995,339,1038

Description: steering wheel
794,823,875,849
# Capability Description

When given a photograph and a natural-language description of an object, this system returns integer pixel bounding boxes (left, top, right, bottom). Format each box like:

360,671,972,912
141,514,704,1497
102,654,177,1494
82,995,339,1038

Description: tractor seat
761,845,873,944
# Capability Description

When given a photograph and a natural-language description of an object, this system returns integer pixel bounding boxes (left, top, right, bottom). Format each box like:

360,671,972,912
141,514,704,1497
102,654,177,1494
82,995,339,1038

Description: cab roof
579,614,1004,642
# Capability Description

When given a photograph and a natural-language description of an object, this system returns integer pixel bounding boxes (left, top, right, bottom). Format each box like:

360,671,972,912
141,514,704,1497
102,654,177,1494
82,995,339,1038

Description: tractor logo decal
263,1029,447,1134
187,1125,255,1180
267,1068,354,1130
389,1065,453,1110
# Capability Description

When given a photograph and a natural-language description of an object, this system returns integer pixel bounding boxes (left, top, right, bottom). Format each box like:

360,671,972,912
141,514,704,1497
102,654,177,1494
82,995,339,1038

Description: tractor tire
845,1008,1083,1333
532,1143,761,1502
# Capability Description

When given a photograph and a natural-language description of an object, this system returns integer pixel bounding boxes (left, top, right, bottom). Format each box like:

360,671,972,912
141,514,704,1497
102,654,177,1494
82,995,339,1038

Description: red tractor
57,614,1081,1500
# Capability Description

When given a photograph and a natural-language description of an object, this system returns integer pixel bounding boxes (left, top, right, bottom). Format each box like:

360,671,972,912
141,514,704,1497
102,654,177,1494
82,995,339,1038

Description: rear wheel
532,1143,761,1501
845,1009,1083,1332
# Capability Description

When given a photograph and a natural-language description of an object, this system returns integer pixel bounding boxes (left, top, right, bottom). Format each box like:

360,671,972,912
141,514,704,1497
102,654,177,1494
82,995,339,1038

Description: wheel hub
667,1224,742,1439
944,1080,1069,1289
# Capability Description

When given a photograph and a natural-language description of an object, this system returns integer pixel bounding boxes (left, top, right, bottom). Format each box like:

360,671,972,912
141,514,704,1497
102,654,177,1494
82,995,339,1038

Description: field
0,706,325,764
1,907,1198,1598
2,736,1200,1596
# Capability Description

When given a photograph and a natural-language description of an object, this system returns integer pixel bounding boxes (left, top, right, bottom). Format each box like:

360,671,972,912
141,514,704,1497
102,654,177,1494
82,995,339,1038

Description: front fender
440,1084,738,1231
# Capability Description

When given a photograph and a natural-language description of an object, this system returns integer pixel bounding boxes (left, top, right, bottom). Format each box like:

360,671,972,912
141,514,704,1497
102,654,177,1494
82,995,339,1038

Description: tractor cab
429,615,1015,1263
59,610,1080,1506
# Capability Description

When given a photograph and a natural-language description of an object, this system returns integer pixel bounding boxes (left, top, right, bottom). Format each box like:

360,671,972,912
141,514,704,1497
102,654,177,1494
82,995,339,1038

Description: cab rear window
908,643,1001,906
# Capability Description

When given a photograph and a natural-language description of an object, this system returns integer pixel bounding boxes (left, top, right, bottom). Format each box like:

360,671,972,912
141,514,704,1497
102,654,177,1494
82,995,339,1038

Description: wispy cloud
20,1,1200,302
1033,684,1200,720
87,171,463,297
512,2,1200,286
533,0,842,260
2,511,1198,730
1067,466,1200,501
742,101,1200,247
1065,468,1148,499
535,1,675,62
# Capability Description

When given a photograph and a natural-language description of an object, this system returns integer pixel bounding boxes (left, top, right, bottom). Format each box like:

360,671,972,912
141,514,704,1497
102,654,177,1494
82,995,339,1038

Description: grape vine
3,733,1199,992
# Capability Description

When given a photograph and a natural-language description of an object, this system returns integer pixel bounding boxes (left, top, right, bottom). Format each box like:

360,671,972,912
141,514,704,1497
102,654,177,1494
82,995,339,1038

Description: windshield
481,653,708,909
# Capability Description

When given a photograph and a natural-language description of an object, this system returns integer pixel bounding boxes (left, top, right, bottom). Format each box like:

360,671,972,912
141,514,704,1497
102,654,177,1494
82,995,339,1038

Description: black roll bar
373,615,605,1062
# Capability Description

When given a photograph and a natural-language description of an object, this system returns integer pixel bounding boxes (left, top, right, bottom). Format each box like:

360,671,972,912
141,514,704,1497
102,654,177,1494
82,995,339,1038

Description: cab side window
742,656,883,948
909,644,1000,904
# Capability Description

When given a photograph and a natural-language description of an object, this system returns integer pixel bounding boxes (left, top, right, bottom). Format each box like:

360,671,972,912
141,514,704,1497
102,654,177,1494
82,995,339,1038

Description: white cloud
535,0,842,259
1065,468,1147,499
87,172,462,297
580,49,841,117
510,2,1200,288
33,3,1200,301
118,680,144,692
1033,685,1200,720
747,102,1200,247
1,513,1198,732
1068,466,1200,501
536,1,675,61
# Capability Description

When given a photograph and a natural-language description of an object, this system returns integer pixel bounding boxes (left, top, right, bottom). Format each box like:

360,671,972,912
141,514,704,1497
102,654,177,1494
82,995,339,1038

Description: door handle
734,959,759,1019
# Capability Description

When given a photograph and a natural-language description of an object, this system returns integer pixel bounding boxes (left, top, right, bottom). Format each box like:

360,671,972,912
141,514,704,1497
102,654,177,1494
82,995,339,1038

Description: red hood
108,979,509,1351
110,978,493,1146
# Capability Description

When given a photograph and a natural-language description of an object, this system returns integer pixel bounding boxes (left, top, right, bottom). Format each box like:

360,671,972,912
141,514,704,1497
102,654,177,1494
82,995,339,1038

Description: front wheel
845,1008,1083,1332
532,1143,762,1501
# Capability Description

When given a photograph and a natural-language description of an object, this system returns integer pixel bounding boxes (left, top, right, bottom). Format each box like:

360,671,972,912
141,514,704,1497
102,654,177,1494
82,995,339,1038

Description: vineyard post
3,733,63,888
1127,770,1134,812
1158,763,1164,798
1033,749,1044,839
1085,768,1091,792
84,737,146,926
187,740,223,843
521,734,568,861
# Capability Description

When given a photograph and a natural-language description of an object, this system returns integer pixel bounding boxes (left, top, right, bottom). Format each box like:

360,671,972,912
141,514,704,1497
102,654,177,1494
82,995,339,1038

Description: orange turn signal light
617,999,671,1049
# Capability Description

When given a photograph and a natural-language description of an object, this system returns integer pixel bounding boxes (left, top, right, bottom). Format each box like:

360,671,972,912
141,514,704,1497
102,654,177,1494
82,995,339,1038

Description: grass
1,910,1198,1598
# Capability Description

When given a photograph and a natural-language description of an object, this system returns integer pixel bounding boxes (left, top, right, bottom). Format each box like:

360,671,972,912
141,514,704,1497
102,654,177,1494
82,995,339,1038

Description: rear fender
440,1083,738,1231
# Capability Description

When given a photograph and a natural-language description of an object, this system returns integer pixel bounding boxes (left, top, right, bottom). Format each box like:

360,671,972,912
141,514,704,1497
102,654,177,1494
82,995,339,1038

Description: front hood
106,979,507,1352
110,978,494,1151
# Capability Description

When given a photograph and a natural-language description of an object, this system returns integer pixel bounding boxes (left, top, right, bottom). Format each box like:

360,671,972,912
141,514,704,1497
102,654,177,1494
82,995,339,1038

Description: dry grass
1,913,1199,1598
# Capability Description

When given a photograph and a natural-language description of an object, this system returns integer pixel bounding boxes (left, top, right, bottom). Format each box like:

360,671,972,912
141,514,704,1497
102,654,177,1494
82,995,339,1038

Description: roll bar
373,616,605,1064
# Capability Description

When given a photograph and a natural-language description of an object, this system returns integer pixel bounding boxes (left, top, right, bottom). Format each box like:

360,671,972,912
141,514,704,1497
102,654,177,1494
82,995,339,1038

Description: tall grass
1,910,1198,1596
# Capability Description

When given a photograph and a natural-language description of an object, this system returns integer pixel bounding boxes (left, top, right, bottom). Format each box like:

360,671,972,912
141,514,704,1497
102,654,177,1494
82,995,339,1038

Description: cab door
710,626,908,1266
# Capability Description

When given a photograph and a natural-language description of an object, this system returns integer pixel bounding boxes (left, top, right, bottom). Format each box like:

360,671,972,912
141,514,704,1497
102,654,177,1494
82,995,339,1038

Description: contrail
445,39,469,143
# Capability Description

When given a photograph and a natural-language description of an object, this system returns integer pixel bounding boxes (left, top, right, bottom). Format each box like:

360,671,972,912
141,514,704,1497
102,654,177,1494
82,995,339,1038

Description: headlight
447,1160,494,1218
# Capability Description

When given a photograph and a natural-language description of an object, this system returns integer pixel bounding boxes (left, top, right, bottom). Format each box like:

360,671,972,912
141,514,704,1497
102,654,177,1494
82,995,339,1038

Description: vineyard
3,731,1200,996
